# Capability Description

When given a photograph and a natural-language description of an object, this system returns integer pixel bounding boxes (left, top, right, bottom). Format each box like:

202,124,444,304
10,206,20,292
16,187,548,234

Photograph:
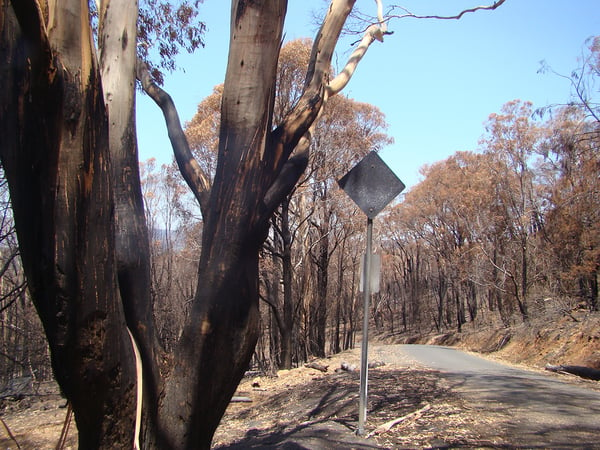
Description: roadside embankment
377,309,600,372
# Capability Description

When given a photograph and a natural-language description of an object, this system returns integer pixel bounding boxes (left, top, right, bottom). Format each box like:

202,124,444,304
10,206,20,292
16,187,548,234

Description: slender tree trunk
519,236,529,321
266,254,282,368
467,280,477,322
310,229,329,357
279,197,294,369
435,261,445,332
590,272,598,311
309,204,330,357
454,288,463,332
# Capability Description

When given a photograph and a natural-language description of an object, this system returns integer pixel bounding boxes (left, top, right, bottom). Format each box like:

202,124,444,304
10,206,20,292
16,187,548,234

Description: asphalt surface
397,344,600,448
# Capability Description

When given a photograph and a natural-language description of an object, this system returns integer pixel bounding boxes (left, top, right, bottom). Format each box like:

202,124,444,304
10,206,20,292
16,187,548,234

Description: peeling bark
1,1,136,447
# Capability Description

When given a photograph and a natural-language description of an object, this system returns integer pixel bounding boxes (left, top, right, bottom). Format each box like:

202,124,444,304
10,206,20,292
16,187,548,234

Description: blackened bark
99,2,163,442
590,274,598,311
519,235,529,321
1,0,361,447
157,246,261,448
545,364,600,381
155,1,289,447
136,59,211,214
0,2,136,447
332,247,345,354
310,215,329,357
280,197,294,369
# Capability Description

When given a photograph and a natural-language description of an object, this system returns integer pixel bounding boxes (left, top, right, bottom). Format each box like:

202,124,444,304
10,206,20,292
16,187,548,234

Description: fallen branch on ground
545,364,600,381
366,403,432,437
0,417,20,449
305,362,329,372
55,402,72,450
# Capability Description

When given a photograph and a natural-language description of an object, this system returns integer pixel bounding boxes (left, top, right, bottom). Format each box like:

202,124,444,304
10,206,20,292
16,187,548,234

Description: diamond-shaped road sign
337,151,405,435
337,151,405,219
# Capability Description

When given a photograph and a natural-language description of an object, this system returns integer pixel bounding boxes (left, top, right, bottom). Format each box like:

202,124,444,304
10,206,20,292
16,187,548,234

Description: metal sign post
358,217,373,435
338,151,404,436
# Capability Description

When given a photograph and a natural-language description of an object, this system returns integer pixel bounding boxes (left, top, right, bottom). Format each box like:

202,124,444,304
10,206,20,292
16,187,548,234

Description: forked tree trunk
0,0,362,448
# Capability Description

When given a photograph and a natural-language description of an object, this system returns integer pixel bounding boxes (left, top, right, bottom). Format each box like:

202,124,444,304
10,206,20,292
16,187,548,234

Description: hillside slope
384,309,600,372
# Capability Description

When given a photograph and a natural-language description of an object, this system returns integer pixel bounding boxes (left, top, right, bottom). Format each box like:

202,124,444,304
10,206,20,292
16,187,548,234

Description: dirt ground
0,348,505,450
212,345,509,449
0,381,76,449
0,310,598,449
0,347,548,449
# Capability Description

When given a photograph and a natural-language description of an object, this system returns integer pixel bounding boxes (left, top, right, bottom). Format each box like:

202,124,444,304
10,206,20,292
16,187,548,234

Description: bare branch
270,0,355,172
0,282,27,314
266,0,390,210
328,0,507,95
328,0,390,96
258,293,285,336
136,58,210,216
264,0,358,216
328,30,387,95
388,0,507,21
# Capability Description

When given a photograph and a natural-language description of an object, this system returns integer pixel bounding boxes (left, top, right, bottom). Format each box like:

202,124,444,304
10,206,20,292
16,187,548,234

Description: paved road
396,344,600,448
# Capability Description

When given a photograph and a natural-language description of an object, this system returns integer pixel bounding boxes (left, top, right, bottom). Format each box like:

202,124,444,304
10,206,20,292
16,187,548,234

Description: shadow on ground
438,370,600,449
214,368,459,449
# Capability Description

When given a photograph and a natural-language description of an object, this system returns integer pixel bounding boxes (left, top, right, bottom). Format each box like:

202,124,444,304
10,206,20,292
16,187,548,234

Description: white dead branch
366,403,432,437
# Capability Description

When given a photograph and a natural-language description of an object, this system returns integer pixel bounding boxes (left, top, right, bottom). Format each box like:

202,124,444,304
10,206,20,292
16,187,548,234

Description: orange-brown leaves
184,85,222,181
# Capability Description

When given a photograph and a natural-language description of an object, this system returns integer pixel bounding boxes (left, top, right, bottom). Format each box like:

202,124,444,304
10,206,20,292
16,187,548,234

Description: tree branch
266,0,508,238
388,0,507,21
136,58,210,216
0,282,27,314
261,298,285,339
328,0,389,96
367,404,432,437
269,0,356,179
330,0,507,96
264,0,361,215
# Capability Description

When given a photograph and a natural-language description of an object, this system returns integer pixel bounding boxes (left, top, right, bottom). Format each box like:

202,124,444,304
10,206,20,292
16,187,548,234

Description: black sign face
338,151,405,219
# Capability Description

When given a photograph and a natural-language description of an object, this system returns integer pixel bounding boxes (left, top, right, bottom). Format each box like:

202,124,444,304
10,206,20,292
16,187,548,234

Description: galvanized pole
357,217,373,436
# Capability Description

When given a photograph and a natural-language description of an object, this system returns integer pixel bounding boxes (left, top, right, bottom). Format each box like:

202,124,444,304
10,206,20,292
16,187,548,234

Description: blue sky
136,0,599,191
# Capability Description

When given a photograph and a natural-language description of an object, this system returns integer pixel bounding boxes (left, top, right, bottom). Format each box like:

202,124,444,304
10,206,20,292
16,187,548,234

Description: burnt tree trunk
0,2,136,447
280,196,295,369
155,2,293,445
309,207,330,357
545,364,600,381
1,0,358,448
99,0,163,442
